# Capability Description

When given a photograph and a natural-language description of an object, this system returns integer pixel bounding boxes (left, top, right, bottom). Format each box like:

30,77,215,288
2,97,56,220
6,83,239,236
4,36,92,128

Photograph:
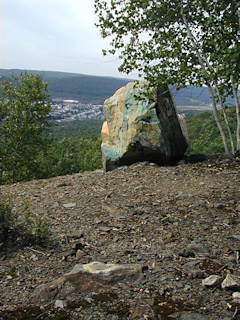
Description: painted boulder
101,82,188,171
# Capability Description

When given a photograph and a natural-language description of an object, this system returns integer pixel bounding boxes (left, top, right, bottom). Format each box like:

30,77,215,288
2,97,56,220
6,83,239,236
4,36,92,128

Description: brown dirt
1,155,240,319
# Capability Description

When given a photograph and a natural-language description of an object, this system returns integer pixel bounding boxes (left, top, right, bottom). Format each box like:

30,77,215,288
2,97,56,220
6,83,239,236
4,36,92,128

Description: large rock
29,261,143,304
101,82,188,171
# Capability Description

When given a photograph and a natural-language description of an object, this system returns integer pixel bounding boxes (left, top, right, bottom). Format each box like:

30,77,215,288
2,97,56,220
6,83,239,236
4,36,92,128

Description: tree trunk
207,85,233,158
214,83,235,155
231,74,240,152
181,10,232,157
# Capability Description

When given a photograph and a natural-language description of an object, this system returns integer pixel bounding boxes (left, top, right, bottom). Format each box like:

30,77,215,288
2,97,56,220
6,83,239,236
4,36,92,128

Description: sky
0,0,134,79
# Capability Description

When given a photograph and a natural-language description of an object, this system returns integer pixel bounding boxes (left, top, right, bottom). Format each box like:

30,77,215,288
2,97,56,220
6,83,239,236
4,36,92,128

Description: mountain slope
0,68,237,105
0,69,131,104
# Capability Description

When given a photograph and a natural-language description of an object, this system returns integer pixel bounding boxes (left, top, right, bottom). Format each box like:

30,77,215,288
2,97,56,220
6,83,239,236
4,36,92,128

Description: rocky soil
1,155,240,320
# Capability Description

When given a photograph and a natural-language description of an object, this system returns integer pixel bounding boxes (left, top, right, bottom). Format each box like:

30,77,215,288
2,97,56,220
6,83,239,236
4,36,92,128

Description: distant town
50,99,104,122
50,99,214,122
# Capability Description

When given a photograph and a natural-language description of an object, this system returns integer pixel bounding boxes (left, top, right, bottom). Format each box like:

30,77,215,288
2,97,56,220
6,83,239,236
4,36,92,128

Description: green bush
0,198,15,238
0,198,48,244
50,119,103,140
36,135,102,179
1,72,52,184
1,117,103,184
18,202,49,244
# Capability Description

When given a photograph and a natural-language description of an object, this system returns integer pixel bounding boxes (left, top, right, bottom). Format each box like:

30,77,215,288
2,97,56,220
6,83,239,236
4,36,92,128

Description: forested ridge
1,68,236,106
0,69,132,104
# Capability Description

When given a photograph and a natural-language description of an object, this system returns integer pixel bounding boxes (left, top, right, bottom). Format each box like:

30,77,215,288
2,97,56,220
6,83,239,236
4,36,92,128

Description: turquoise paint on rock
101,82,188,171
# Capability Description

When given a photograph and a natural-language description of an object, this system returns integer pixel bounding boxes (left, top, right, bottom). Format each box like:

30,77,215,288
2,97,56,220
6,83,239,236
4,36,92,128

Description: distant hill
0,69,132,104
0,68,236,106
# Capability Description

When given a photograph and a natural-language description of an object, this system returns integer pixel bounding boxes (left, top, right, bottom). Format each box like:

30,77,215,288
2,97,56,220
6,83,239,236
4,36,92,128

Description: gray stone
54,299,65,309
186,241,209,254
221,274,240,290
232,291,240,302
190,269,204,279
202,275,222,287
179,248,195,257
98,226,112,232
169,312,209,320
68,230,84,239
182,260,201,271
75,249,85,260
232,234,240,241
62,203,76,208
177,192,193,199
84,316,94,320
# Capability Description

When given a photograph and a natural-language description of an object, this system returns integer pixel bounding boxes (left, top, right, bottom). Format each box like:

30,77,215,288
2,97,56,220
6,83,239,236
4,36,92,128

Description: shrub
19,202,49,244
0,198,48,245
0,197,15,239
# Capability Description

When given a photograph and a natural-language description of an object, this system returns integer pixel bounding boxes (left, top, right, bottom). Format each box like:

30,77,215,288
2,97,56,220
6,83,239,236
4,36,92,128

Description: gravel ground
1,155,240,319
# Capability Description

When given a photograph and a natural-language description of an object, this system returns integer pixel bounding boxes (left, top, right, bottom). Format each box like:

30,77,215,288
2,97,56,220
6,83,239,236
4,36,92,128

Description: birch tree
95,0,240,156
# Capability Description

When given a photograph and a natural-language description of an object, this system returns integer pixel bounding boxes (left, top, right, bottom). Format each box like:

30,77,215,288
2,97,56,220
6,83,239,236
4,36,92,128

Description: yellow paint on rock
83,261,120,274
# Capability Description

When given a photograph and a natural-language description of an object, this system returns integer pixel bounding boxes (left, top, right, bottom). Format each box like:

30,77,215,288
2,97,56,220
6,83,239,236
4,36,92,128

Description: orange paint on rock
101,121,110,136
101,121,110,147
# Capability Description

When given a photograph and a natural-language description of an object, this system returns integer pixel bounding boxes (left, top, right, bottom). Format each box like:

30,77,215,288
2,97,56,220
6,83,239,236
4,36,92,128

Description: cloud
0,0,134,78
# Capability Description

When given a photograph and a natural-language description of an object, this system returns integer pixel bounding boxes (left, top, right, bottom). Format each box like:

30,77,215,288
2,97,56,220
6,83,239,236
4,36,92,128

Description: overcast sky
0,0,134,78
